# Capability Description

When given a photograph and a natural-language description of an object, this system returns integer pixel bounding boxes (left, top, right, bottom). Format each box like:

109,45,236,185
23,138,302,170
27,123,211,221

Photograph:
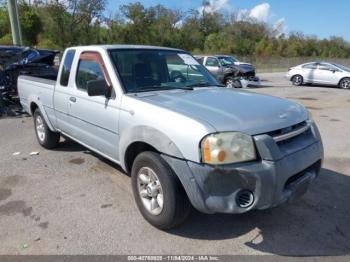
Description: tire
339,77,350,89
225,77,241,88
33,109,60,149
131,151,191,229
292,75,303,86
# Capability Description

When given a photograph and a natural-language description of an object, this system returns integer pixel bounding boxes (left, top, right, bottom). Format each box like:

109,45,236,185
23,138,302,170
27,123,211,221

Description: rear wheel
33,109,60,149
339,78,350,89
292,75,303,86
131,151,191,229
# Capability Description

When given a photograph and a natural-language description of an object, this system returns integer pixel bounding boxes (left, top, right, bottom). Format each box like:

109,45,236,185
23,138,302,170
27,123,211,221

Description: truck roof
67,44,184,52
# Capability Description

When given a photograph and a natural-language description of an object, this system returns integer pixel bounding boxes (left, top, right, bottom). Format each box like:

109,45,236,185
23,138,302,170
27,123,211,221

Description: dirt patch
38,221,49,229
101,204,113,209
306,106,322,110
0,175,22,188
31,214,40,221
296,97,318,101
69,157,85,165
0,188,11,202
90,160,116,174
0,200,32,217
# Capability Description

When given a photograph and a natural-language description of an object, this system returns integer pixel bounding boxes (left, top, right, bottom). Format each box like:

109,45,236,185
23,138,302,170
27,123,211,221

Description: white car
286,62,350,89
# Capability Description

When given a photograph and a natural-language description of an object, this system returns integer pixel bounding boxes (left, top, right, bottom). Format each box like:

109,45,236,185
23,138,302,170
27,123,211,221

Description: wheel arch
338,77,350,87
29,99,55,131
124,141,159,174
119,126,184,173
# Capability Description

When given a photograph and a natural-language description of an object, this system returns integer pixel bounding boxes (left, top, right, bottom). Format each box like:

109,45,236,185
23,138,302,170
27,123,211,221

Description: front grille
264,121,310,143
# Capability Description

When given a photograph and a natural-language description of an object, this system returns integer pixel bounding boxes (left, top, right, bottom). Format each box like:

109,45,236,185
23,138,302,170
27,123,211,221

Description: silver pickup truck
18,45,323,229
195,55,261,88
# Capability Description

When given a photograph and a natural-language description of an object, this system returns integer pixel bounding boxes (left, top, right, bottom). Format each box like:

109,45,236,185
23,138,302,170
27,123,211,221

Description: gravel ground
0,72,349,256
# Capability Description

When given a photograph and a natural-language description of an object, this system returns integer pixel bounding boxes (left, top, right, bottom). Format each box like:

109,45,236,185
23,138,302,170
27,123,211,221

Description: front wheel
292,75,303,86
33,109,60,149
339,78,350,89
225,77,241,88
131,151,191,229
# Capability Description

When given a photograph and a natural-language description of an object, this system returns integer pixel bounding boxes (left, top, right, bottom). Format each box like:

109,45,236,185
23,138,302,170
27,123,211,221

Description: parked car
286,61,350,89
195,55,260,88
0,45,58,115
18,45,323,229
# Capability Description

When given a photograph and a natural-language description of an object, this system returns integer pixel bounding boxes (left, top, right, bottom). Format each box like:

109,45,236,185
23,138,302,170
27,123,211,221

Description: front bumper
162,122,323,214
240,77,261,88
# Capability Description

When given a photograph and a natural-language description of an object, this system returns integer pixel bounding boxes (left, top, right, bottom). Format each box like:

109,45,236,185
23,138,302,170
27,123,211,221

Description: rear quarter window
60,50,76,86
302,63,317,69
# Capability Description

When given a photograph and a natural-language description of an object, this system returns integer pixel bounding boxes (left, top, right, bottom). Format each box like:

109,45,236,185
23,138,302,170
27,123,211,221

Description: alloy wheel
35,115,46,142
341,79,350,89
137,167,164,215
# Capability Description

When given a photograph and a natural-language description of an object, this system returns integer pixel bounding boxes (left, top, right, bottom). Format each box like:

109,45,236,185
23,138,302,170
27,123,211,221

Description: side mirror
87,79,111,98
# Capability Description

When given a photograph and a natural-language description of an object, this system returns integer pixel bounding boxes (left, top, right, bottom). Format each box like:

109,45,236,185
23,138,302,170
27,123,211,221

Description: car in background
0,45,58,116
286,62,350,89
195,55,260,88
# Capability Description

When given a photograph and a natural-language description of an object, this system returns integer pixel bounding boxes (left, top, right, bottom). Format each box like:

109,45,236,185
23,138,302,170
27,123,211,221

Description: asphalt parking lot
0,72,349,255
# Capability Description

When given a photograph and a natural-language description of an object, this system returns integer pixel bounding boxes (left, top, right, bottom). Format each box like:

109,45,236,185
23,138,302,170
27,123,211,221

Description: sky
106,0,350,41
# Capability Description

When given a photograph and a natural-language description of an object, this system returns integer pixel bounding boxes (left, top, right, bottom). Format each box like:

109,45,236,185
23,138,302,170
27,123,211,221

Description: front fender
119,125,184,171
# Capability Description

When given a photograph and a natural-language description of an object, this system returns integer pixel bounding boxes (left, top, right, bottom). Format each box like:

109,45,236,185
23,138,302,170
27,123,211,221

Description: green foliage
0,1,349,59
18,2,42,45
0,33,12,45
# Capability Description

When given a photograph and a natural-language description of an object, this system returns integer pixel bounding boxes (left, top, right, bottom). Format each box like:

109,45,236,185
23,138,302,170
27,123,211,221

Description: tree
18,1,42,45
0,0,349,59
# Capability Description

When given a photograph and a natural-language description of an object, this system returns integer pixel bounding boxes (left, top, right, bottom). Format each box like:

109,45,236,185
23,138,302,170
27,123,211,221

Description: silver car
286,62,350,89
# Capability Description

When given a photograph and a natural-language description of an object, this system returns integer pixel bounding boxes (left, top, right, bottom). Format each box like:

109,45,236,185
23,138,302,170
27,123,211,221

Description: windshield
331,63,350,72
218,56,238,66
109,49,220,93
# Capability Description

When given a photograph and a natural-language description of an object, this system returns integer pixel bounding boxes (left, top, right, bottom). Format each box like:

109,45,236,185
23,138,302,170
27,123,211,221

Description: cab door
316,63,341,85
67,51,120,160
205,57,223,82
53,49,76,133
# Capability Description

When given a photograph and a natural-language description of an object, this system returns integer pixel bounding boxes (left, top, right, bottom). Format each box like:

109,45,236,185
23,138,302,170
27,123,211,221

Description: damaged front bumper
162,121,323,214
240,76,261,88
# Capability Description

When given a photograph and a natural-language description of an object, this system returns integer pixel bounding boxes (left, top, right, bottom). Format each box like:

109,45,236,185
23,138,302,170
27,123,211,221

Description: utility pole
7,0,22,46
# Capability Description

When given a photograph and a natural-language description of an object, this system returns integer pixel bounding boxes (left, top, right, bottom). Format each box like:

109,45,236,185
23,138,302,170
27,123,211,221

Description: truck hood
234,62,252,66
224,63,255,74
138,88,308,135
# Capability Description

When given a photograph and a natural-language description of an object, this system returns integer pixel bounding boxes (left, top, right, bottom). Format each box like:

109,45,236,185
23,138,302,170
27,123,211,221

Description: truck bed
18,75,56,119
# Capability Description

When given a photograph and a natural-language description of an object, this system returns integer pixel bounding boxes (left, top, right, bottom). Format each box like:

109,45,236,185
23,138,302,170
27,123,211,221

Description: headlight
201,132,256,165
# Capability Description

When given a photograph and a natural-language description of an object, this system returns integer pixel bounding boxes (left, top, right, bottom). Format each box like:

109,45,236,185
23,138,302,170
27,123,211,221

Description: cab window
205,57,219,67
318,63,333,71
60,50,75,86
302,63,317,69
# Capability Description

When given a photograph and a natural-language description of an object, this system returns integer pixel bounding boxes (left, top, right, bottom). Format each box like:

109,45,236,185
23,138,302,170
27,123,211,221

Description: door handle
69,97,76,103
